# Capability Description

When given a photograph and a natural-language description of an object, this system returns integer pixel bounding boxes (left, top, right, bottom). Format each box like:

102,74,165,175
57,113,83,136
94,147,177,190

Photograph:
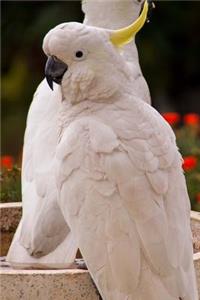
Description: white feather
7,80,78,268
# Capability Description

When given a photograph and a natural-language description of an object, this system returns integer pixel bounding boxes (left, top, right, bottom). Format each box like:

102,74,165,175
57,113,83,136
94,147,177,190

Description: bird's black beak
45,56,68,90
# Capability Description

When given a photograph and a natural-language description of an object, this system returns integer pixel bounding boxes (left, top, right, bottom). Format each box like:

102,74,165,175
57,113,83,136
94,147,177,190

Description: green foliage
0,167,21,203
176,126,200,212
185,173,200,212
176,127,200,157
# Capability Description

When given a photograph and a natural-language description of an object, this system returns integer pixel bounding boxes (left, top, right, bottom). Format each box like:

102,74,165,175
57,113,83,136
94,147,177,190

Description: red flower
0,155,14,170
183,113,200,126
182,156,197,171
196,193,200,204
162,112,180,126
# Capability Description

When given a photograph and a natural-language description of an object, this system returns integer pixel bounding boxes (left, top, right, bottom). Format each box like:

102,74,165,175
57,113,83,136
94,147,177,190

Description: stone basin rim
0,268,88,275
0,202,200,299
1,202,200,267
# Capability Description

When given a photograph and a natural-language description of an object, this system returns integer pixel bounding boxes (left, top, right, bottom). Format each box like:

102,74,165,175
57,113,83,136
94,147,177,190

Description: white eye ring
73,49,88,61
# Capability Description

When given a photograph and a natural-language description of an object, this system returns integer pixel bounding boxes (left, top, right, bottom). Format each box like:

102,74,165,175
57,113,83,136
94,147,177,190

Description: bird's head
43,0,148,103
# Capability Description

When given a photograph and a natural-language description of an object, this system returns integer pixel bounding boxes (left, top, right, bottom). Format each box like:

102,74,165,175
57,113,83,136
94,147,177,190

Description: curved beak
45,56,68,90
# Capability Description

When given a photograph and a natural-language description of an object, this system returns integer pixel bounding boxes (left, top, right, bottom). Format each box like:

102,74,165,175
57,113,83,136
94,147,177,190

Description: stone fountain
0,203,200,299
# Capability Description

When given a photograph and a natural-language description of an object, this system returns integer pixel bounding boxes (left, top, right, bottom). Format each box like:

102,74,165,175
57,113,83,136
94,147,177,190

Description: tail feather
7,220,78,269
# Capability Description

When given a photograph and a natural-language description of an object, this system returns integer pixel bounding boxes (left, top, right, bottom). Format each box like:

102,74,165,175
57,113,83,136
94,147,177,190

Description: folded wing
7,80,78,268
55,111,197,299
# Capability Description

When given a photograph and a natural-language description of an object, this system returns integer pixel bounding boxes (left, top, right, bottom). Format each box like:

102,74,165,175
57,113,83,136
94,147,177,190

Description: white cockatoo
7,0,150,268
36,1,196,299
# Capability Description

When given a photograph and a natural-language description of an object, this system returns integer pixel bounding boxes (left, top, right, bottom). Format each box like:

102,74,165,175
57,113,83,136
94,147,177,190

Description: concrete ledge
0,203,200,299
0,267,100,300
0,202,22,231
191,211,200,220
0,202,22,256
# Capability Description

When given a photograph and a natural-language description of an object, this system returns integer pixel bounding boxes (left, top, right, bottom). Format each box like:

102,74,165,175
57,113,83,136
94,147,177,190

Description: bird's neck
82,0,142,30
58,91,142,137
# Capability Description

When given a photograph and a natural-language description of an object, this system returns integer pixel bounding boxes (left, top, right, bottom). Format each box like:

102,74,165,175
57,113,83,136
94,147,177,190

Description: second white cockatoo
82,0,151,104
32,1,198,299
7,0,151,268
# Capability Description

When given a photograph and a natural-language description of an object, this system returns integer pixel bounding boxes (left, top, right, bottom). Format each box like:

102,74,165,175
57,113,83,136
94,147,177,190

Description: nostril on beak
45,56,68,90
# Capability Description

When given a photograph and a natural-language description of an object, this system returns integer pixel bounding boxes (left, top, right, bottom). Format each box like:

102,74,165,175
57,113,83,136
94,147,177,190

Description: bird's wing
7,80,78,268
55,110,197,300
56,117,141,299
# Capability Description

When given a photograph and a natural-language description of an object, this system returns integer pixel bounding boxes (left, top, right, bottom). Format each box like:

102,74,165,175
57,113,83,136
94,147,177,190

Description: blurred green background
1,1,200,158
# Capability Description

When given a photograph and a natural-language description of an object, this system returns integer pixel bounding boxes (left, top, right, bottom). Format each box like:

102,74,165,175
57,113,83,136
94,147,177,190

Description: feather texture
7,80,78,268
55,98,198,300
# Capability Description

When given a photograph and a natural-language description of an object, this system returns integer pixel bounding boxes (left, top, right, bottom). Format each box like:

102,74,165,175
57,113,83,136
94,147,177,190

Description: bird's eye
74,49,87,61
76,51,83,58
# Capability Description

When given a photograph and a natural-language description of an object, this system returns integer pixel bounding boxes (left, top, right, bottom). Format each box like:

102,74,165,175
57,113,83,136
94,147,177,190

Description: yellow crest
110,0,149,47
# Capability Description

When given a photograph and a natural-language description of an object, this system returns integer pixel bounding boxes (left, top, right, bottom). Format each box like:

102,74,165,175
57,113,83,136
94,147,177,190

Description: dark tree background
1,1,200,158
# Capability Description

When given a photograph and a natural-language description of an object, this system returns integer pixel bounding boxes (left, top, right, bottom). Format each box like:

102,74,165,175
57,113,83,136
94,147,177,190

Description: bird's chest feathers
61,62,121,104
57,98,144,143
61,67,94,104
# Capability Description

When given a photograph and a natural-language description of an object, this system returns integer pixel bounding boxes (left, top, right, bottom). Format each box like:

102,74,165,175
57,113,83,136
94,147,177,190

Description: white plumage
7,0,149,268
7,82,78,268
82,0,150,104
36,20,196,299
